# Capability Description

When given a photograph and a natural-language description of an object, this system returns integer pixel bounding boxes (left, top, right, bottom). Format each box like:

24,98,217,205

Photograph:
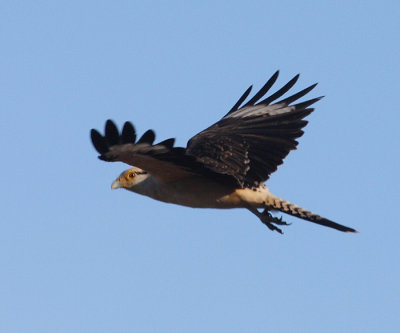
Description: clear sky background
1,1,399,332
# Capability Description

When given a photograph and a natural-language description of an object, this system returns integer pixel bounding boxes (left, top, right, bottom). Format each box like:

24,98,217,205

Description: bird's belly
146,178,243,209
128,176,272,209
166,190,242,208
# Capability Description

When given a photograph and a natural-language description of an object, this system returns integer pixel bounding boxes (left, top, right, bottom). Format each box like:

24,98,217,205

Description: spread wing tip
91,120,178,161
226,71,322,118
137,129,156,145
90,128,108,154
121,121,136,143
98,154,115,162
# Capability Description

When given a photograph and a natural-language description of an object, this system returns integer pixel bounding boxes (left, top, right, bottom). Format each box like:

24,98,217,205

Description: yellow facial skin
111,168,146,189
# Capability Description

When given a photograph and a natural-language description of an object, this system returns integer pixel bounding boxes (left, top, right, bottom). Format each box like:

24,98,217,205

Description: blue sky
1,1,399,332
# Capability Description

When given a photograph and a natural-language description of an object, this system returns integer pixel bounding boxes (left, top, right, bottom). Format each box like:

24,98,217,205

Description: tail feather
266,195,357,233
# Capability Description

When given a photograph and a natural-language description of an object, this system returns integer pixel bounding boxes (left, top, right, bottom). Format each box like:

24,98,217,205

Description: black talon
259,209,289,233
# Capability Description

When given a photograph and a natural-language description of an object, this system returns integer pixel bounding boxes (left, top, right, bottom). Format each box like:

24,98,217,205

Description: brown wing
90,120,237,184
186,71,322,187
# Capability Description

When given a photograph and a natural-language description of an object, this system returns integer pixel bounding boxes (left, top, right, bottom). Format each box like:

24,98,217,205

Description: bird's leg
260,209,290,226
260,209,291,234
247,207,290,234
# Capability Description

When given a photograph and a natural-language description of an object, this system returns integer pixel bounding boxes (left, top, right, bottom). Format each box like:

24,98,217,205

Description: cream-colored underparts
122,174,280,209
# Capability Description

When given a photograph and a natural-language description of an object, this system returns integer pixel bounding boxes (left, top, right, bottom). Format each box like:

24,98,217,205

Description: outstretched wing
186,71,322,187
91,71,321,187
90,120,237,184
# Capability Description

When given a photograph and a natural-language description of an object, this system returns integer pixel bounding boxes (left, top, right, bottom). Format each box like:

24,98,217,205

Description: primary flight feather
90,71,357,233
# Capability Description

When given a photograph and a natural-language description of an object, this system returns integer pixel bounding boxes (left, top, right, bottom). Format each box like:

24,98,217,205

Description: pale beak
111,179,122,190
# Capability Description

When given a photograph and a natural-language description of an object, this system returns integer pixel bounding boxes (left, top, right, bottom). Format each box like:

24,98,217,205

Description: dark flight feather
186,72,321,187
91,72,321,187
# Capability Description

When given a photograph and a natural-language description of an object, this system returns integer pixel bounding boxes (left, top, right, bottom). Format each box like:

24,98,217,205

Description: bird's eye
128,173,135,178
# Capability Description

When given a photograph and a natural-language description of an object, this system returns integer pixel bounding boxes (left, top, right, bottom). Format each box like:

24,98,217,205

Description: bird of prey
90,71,357,234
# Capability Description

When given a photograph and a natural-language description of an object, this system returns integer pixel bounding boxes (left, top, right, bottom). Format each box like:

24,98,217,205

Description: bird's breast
129,176,245,208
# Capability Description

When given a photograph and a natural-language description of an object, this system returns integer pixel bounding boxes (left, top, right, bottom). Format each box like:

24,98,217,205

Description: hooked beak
111,178,122,190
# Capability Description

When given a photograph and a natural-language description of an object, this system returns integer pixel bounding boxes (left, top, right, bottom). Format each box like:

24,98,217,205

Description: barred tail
266,195,357,233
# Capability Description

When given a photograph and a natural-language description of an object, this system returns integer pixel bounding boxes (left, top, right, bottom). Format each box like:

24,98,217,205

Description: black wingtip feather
157,138,175,149
90,129,109,154
258,74,300,105
98,154,115,162
137,129,155,144
293,97,324,110
244,70,280,107
228,85,253,114
105,120,120,146
121,122,136,143
227,71,282,115
277,83,318,105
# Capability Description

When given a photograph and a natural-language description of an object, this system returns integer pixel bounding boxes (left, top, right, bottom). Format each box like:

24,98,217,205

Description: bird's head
111,167,149,190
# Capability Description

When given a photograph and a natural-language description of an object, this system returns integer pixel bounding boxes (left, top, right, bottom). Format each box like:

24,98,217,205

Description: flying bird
90,71,357,233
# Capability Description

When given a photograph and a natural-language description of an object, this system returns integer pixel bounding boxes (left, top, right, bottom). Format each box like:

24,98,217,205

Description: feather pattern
91,71,322,188
89,72,359,234
186,71,322,187
91,121,237,184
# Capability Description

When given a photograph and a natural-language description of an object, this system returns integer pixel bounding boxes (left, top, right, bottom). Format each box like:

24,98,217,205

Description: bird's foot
259,209,290,234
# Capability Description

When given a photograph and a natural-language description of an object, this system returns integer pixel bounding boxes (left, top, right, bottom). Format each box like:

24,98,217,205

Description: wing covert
91,72,322,188
186,71,322,187
90,120,237,184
